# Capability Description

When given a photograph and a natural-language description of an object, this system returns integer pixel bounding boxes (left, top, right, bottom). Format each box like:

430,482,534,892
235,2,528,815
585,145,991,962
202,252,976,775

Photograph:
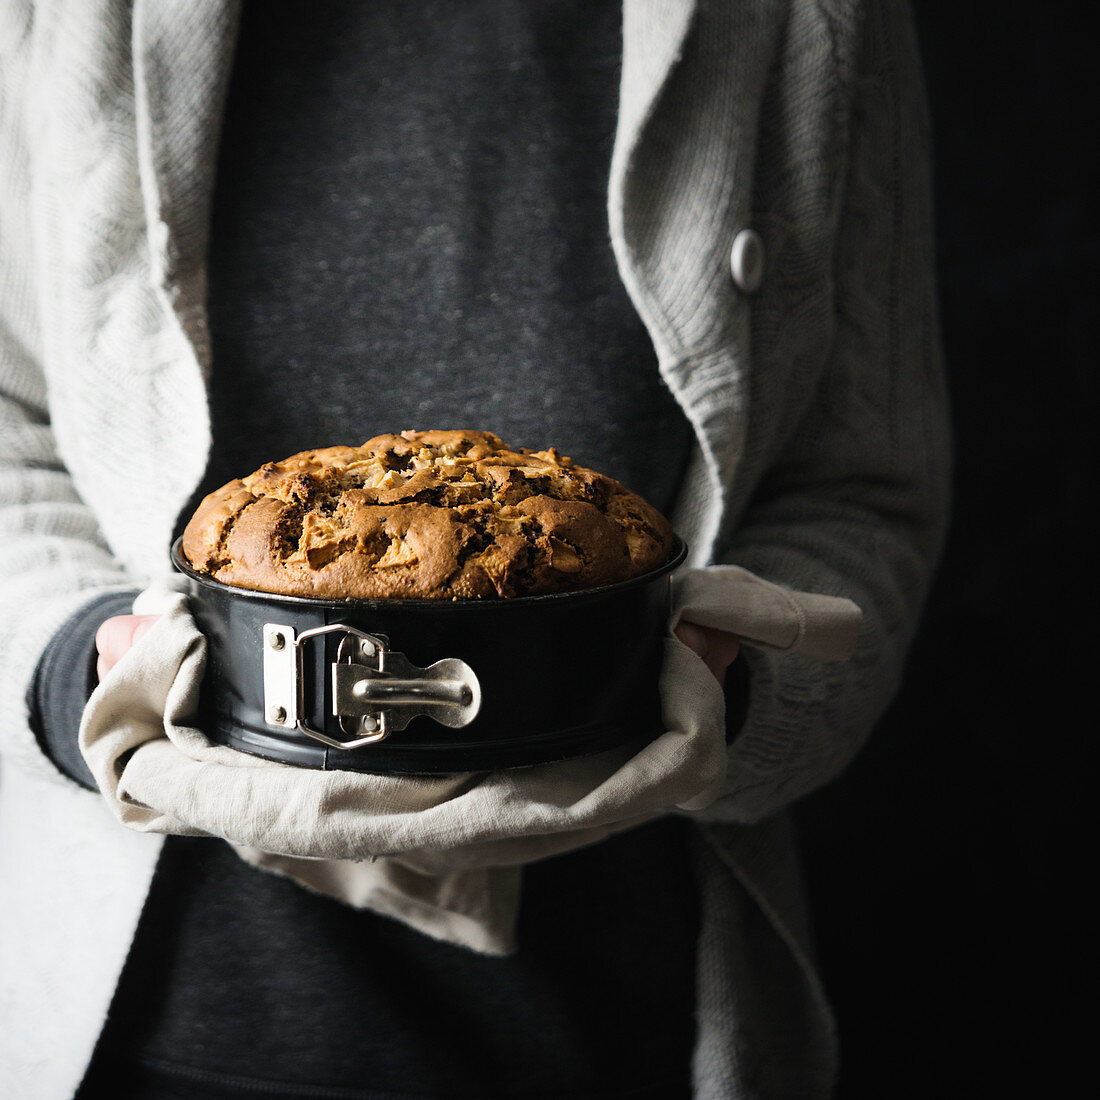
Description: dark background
794,6,1094,1095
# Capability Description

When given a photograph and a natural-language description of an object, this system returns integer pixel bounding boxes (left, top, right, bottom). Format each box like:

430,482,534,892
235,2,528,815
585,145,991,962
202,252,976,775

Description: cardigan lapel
609,0,697,370
26,0,229,578
133,0,240,374
611,0,786,561
613,0,698,167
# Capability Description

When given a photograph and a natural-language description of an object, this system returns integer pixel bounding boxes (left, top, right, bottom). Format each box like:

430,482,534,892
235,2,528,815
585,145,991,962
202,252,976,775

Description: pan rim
169,535,687,611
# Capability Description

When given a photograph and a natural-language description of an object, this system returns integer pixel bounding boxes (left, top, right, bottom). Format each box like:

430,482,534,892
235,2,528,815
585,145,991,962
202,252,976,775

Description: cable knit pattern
1,0,141,787
1,2,947,1096
702,1,950,823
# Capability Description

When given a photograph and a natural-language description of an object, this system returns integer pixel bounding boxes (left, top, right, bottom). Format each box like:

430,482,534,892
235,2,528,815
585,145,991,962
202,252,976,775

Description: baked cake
181,429,675,600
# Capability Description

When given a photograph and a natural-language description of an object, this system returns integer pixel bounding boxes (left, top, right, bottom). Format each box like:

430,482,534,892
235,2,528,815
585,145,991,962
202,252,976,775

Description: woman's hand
95,614,161,682
674,622,740,686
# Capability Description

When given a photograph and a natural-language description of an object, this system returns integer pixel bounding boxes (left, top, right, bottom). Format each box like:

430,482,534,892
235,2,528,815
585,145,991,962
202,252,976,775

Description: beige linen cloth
79,567,861,954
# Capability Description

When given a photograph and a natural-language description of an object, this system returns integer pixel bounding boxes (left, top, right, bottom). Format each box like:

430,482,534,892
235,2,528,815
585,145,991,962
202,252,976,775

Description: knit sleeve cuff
26,591,141,790
723,655,750,745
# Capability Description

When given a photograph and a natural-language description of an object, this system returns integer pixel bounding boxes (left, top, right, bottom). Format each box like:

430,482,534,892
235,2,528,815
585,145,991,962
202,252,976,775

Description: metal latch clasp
262,623,481,750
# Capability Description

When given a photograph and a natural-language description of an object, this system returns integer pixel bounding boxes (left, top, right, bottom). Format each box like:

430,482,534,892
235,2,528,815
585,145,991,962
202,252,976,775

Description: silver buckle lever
262,623,481,750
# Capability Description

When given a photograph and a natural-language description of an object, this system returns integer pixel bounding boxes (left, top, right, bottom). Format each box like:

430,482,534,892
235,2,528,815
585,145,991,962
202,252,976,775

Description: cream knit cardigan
0,1,949,1096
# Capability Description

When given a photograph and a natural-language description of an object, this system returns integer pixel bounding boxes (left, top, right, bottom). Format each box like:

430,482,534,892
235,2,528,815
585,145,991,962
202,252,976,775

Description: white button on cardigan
730,228,764,293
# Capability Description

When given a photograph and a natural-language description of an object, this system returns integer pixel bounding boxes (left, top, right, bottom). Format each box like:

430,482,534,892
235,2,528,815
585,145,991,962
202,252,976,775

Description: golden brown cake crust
180,430,675,600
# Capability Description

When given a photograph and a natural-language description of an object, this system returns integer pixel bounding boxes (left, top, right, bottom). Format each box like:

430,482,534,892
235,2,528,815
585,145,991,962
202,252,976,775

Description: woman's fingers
702,629,740,680
674,621,710,658
95,614,161,681
674,622,741,685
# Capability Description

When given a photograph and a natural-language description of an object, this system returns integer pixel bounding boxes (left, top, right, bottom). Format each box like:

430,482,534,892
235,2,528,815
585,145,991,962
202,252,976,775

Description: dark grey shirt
181,0,693,526
74,3,700,1097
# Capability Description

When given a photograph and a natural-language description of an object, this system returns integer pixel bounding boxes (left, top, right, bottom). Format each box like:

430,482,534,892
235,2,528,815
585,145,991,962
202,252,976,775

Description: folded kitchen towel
79,567,860,954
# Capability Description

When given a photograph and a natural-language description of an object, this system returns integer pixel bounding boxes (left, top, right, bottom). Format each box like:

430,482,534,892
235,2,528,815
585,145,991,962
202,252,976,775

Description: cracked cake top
180,429,676,600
